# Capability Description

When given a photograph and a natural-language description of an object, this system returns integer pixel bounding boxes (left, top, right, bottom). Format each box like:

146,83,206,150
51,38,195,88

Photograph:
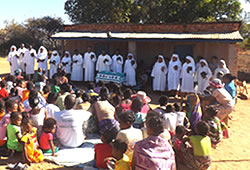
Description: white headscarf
200,59,208,67
157,55,167,66
219,59,227,69
169,54,182,67
10,45,17,52
37,46,48,60
127,53,134,59
186,56,195,68
64,51,71,57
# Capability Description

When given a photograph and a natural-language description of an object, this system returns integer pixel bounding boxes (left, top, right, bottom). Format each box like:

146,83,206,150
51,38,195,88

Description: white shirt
55,109,91,147
44,104,60,118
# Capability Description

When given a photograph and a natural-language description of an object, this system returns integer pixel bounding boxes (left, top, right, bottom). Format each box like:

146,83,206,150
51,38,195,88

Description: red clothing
94,143,112,169
0,88,9,99
39,132,53,150
141,104,150,114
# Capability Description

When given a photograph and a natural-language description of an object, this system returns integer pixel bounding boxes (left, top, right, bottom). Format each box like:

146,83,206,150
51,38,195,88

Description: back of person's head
88,82,95,90
146,116,164,136
223,73,236,82
131,98,143,113
16,79,23,87
6,75,16,83
0,99,5,112
146,110,161,122
81,92,91,103
26,81,34,91
174,103,182,112
47,93,58,104
43,85,50,94
43,118,57,131
118,111,136,125
112,139,128,154
75,89,82,98
29,90,38,98
113,83,123,96
60,83,71,93
158,95,168,106
97,80,105,87
5,99,16,112
10,112,22,123
175,125,186,137
64,94,76,110
206,106,218,118
0,81,6,88
196,121,210,137
123,88,132,100
10,88,18,96
29,96,40,109
101,129,114,144
166,104,174,113
99,87,109,101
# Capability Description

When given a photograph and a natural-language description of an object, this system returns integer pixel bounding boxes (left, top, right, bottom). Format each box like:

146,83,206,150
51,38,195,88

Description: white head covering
158,55,166,66
219,59,227,69
65,51,71,57
38,46,48,60
186,56,195,68
10,45,17,51
52,50,58,55
127,53,134,59
200,59,208,67
169,54,181,65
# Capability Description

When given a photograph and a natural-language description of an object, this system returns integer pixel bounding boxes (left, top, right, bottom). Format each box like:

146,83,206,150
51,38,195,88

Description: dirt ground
0,57,250,169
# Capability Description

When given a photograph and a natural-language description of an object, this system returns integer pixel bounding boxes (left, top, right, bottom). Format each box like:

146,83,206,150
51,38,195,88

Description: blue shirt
224,81,236,98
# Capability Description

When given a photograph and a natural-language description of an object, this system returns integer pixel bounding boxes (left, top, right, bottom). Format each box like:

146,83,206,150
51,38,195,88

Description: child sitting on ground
21,118,44,163
154,95,168,114
39,118,58,156
111,140,130,170
6,112,23,155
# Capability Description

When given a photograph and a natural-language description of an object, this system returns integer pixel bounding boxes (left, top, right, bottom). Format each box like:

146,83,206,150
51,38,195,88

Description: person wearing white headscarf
61,51,72,75
17,43,27,72
124,53,137,86
96,49,112,72
213,60,230,79
7,45,19,75
168,54,182,93
23,45,37,76
49,50,61,79
71,49,83,81
37,46,48,73
180,56,195,93
111,49,123,73
195,59,212,93
151,55,168,91
83,46,96,81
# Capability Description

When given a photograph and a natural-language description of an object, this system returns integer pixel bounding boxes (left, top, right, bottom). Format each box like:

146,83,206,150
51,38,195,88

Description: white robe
195,59,212,93
111,54,123,73
96,54,112,72
23,49,37,74
37,46,48,73
83,51,96,81
17,47,27,71
124,58,137,86
61,56,72,74
168,55,182,91
49,52,61,79
151,58,168,91
7,46,19,75
213,60,230,79
180,56,195,93
71,54,83,81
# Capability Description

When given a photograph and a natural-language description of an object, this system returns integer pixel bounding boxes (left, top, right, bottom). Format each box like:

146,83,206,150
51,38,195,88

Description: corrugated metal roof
51,31,243,42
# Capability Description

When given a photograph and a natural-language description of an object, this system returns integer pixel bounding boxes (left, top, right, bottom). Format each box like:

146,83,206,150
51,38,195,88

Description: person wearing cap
83,46,97,82
124,53,137,87
213,60,230,79
151,55,168,92
49,50,61,79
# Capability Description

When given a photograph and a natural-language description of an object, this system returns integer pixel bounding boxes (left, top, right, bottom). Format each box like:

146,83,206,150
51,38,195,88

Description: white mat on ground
44,134,101,168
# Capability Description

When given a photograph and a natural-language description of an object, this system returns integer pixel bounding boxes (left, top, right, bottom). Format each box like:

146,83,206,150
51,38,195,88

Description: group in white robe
71,50,83,81
151,55,168,91
83,50,96,81
49,50,61,79
96,51,112,72
124,53,137,86
195,59,212,93
17,44,27,72
111,50,123,73
214,60,230,79
23,46,37,75
7,45,19,75
180,56,196,93
61,51,72,75
37,46,48,73
168,54,182,91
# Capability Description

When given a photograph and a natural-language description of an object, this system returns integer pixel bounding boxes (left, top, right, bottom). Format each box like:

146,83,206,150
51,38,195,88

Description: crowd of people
1,43,238,169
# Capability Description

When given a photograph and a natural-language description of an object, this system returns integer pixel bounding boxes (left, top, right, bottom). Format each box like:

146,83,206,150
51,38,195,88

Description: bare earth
0,57,250,170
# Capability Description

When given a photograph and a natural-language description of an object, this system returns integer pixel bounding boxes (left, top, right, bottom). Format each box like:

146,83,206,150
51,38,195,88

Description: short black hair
29,96,40,108
166,104,174,113
196,121,210,137
97,80,105,87
82,92,90,103
175,125,186,135
29,90,38,98
123,88,132,100
60,83,71,93
0,81,6,88
102,129,114,144
47,93,58,104
5,99,16,110
10,112,21,122
223,73,236,82
158,96,168,106
131,98,143,113
0,99,5,111
118,111,136,124
99,87,109,101
174,103,182,112
211,56,218,60
146,110,161,121
206,106,218,118
64,94,76,110
10,88,18,96
22,118,33,127
26,81,34,91
88,82,95,89
112,140,127,154
43,85,50,94
43,118,57,130
146,116,164,136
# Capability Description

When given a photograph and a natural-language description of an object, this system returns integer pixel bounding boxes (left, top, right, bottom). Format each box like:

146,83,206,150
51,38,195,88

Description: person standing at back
111,49,124,73
71,49,83,81
124,53,137,87
61,51,72,78
24,45,37,79
83,46,96,82
96,49,112,72
49,50,61,79
7,45,19,76
37,46,48,74
17,43,27,72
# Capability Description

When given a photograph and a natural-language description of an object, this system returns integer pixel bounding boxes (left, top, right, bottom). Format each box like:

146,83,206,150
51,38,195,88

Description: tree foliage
65,0,242,24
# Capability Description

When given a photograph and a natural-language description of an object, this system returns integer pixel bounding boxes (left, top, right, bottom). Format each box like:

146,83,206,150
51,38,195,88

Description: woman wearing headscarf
7,45,19,75
23,45,37,78
168,54,182,95
49,50,61,79
124,53,137,87
195,59,212,93
180,56,195,94
71,49,83,81
61,51,72,76
213,60,230,79
151,55,168,92
37,46,48,73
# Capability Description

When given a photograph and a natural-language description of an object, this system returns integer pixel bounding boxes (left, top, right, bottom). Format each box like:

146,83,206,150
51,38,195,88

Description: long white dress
71,54,83,81
23,48,37,75
180,56,195,93
151,55,168,91
124,53,137,86
213,60,230,79
7,45,19,75
61,51,72,74
195,59,212,93
37,46,48,73
17,47,27,72
111,54,123,73
49,50,61,79
83,51,96,81
168,54,182,91
96,54,112,72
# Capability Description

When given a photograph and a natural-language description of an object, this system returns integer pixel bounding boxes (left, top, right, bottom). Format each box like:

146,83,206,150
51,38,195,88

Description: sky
0,0,249,28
